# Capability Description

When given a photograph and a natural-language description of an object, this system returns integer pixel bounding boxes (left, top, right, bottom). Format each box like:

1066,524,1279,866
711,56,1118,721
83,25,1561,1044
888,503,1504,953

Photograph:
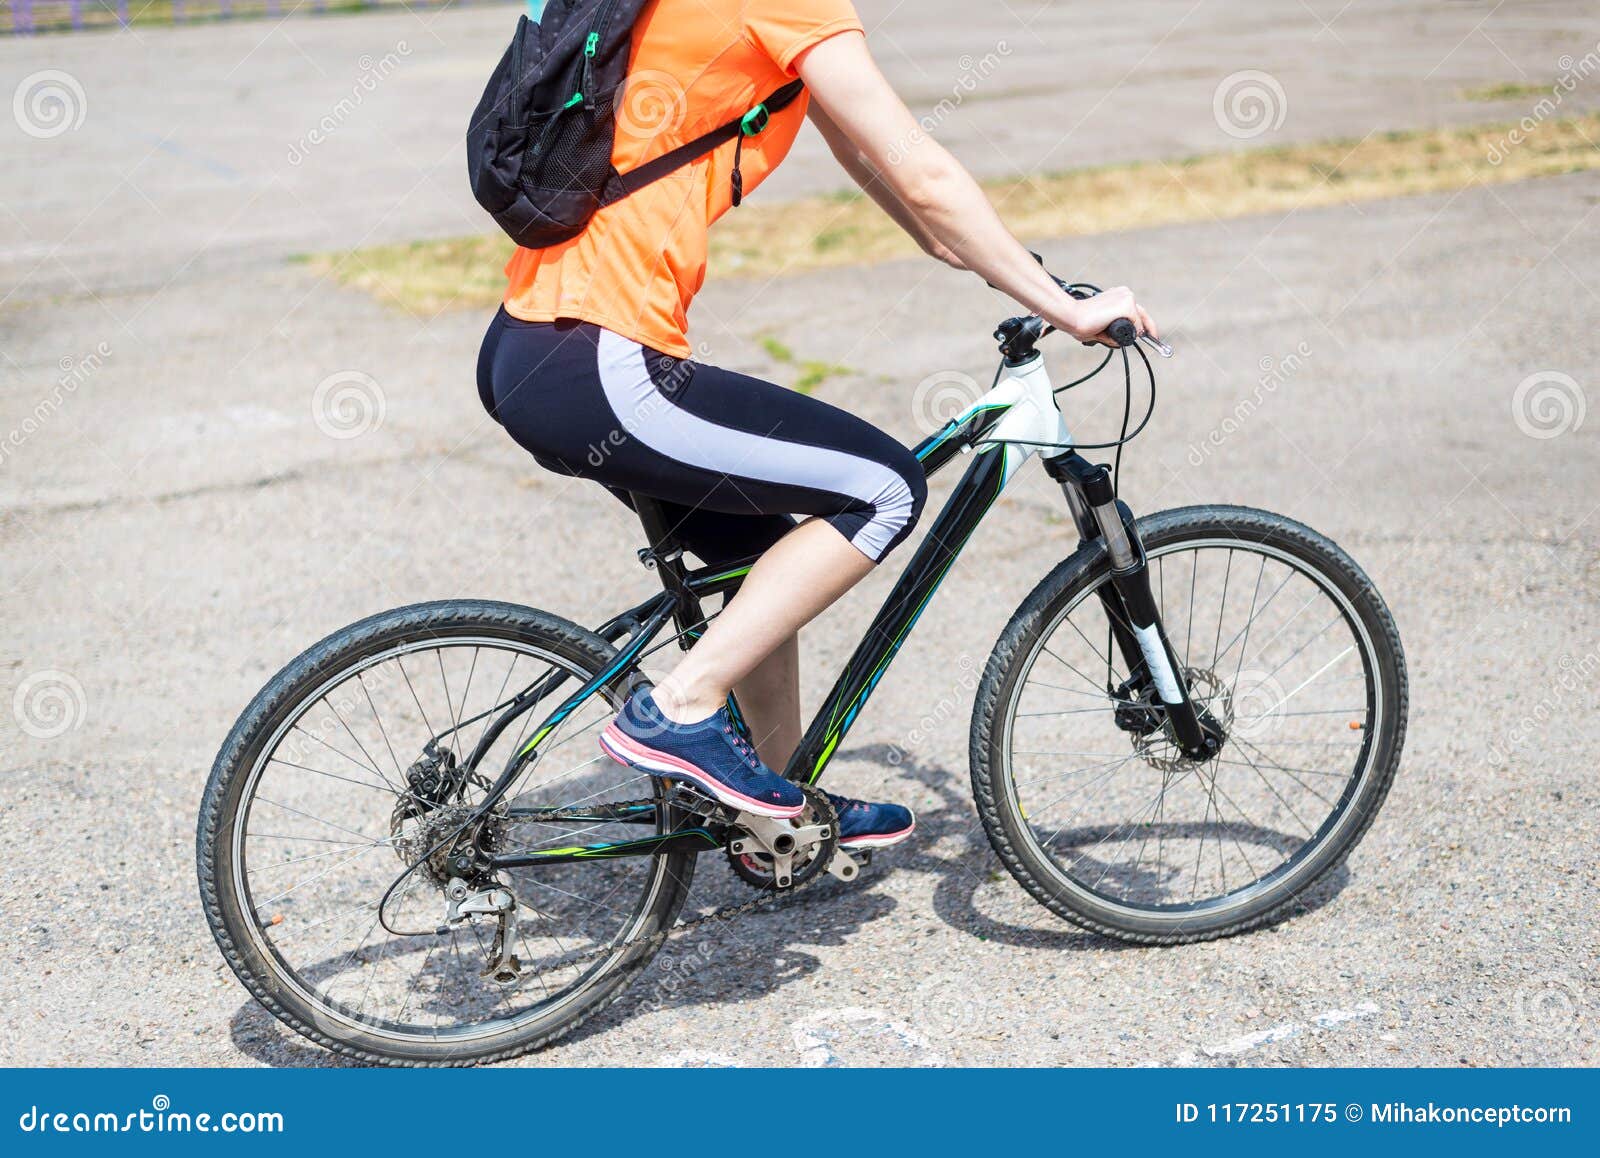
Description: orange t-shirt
500,0,864,357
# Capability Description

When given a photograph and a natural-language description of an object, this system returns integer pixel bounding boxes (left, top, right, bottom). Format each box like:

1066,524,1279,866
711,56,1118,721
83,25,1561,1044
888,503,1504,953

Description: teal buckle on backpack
739,104,770,136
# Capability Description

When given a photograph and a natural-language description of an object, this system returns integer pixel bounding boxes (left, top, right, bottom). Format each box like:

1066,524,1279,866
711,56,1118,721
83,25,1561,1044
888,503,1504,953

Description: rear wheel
197,600,693,1065
971,506,1406,943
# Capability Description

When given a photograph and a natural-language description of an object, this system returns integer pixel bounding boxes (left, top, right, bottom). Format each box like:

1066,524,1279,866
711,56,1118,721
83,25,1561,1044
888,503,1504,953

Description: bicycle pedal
662,780,731,820
827,850,864,882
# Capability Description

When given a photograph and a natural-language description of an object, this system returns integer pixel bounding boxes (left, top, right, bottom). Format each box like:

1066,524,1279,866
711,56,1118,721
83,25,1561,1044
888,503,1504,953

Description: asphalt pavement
1,1,1596,1066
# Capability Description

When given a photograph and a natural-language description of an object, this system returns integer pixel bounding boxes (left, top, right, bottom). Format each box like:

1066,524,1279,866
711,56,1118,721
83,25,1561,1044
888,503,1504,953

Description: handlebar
990,255,1171,360
1105,318,1139,347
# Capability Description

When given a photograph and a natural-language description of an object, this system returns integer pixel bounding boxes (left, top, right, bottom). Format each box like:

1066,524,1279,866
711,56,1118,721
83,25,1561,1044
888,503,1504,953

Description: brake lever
1139,333,1174,358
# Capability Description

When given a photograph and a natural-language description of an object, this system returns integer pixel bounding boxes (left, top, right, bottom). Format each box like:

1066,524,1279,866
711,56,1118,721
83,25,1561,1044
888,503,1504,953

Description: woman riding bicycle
477,0,1158,844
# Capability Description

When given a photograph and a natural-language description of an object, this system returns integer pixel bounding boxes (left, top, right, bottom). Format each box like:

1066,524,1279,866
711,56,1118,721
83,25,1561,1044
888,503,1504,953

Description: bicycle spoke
326,698,400,796
267,755,394,796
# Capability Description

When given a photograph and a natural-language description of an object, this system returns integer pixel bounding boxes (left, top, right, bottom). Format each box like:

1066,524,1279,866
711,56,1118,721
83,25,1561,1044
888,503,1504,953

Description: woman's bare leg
652,519,873,724
732,635,802,771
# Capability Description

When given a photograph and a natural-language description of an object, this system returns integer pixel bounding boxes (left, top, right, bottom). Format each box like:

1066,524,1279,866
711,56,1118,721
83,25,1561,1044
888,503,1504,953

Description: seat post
629,493,680,561
628,494,702,648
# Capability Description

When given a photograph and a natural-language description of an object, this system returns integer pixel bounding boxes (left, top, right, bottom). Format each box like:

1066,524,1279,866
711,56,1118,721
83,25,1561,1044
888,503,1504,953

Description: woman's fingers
1106,288,1159,341
1136,304,1159,340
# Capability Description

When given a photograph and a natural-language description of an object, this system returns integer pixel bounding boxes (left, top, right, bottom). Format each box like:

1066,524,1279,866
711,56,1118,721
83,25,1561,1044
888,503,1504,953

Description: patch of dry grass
1461,81,1553,102
305,113,1600,315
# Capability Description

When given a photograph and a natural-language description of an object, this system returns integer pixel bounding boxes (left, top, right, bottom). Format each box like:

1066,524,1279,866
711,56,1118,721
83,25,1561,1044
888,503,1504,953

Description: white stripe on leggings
594,328,914,560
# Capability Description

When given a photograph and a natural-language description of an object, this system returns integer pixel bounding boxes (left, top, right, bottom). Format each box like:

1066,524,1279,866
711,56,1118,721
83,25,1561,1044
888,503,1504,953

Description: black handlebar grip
1105,318,1139,347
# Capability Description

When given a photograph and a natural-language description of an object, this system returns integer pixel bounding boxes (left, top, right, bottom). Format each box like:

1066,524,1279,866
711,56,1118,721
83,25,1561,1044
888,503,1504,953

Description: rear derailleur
441,877,524,984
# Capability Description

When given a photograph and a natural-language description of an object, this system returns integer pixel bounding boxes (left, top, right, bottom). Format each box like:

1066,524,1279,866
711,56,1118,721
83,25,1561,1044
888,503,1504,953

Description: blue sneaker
599,689,805,818
825,792,916,849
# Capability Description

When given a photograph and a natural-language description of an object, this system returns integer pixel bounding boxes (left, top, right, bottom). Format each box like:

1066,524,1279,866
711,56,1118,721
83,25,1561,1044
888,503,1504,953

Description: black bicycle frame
456,387,1210,870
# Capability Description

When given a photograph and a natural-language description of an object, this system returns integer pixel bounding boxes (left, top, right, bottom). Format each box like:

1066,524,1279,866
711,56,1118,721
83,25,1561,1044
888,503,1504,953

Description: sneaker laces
825,791,866,814
722,723,762,770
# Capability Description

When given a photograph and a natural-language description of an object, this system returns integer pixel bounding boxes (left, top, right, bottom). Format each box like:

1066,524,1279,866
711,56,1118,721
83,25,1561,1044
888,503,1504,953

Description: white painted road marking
1177,1002,1380,1063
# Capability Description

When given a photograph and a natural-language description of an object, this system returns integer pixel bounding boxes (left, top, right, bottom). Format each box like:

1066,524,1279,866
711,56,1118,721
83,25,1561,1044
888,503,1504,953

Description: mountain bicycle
197,271,1407,1066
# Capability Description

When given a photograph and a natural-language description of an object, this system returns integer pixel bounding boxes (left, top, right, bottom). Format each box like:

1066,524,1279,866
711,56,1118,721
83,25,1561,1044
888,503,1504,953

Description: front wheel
971,506,1406,943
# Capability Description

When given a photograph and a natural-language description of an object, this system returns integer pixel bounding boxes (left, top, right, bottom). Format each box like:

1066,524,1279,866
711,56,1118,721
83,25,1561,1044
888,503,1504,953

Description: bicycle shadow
861,743,1349,947
225,740,1351,1064
561,740,1132,1043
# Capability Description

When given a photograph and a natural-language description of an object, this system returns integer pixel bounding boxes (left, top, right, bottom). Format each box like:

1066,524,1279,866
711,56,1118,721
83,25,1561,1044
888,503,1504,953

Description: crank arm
729,810,836,890
826,849,862,883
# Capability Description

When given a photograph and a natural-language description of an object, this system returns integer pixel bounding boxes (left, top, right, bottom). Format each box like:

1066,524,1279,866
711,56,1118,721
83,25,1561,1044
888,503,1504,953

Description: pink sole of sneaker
598,723,805,819
838,816,916,849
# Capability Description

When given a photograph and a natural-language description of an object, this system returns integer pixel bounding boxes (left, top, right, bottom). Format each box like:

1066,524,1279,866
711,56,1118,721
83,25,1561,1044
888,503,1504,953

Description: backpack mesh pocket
519,91,620,196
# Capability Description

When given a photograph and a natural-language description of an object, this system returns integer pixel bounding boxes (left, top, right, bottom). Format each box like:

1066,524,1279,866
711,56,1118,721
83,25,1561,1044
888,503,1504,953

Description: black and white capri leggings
477,309,927,567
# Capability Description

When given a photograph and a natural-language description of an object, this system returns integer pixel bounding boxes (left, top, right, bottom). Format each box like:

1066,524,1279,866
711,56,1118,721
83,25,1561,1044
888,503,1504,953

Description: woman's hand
1043,286,1158,347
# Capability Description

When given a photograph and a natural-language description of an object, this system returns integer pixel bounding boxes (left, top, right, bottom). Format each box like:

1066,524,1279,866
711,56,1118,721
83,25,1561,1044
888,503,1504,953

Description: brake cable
976,340,1157,498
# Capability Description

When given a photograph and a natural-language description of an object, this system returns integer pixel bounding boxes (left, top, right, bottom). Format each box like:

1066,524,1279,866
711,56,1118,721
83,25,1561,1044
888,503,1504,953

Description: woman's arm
808,104,965,269
796,31,1156,344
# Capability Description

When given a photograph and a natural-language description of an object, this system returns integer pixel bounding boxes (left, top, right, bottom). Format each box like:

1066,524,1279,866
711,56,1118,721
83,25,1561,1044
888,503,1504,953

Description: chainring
727,783,838,891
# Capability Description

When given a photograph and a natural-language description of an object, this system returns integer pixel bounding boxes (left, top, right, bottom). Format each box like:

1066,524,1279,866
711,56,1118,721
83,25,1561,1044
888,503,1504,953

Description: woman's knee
866,444,927,559
899,448,929,530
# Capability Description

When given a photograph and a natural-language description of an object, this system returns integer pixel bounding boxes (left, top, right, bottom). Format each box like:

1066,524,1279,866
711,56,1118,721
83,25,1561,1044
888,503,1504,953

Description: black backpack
467,2,804,250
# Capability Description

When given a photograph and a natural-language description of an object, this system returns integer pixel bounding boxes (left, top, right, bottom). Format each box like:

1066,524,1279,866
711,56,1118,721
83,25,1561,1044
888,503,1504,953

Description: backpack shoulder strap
599,80,805,206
